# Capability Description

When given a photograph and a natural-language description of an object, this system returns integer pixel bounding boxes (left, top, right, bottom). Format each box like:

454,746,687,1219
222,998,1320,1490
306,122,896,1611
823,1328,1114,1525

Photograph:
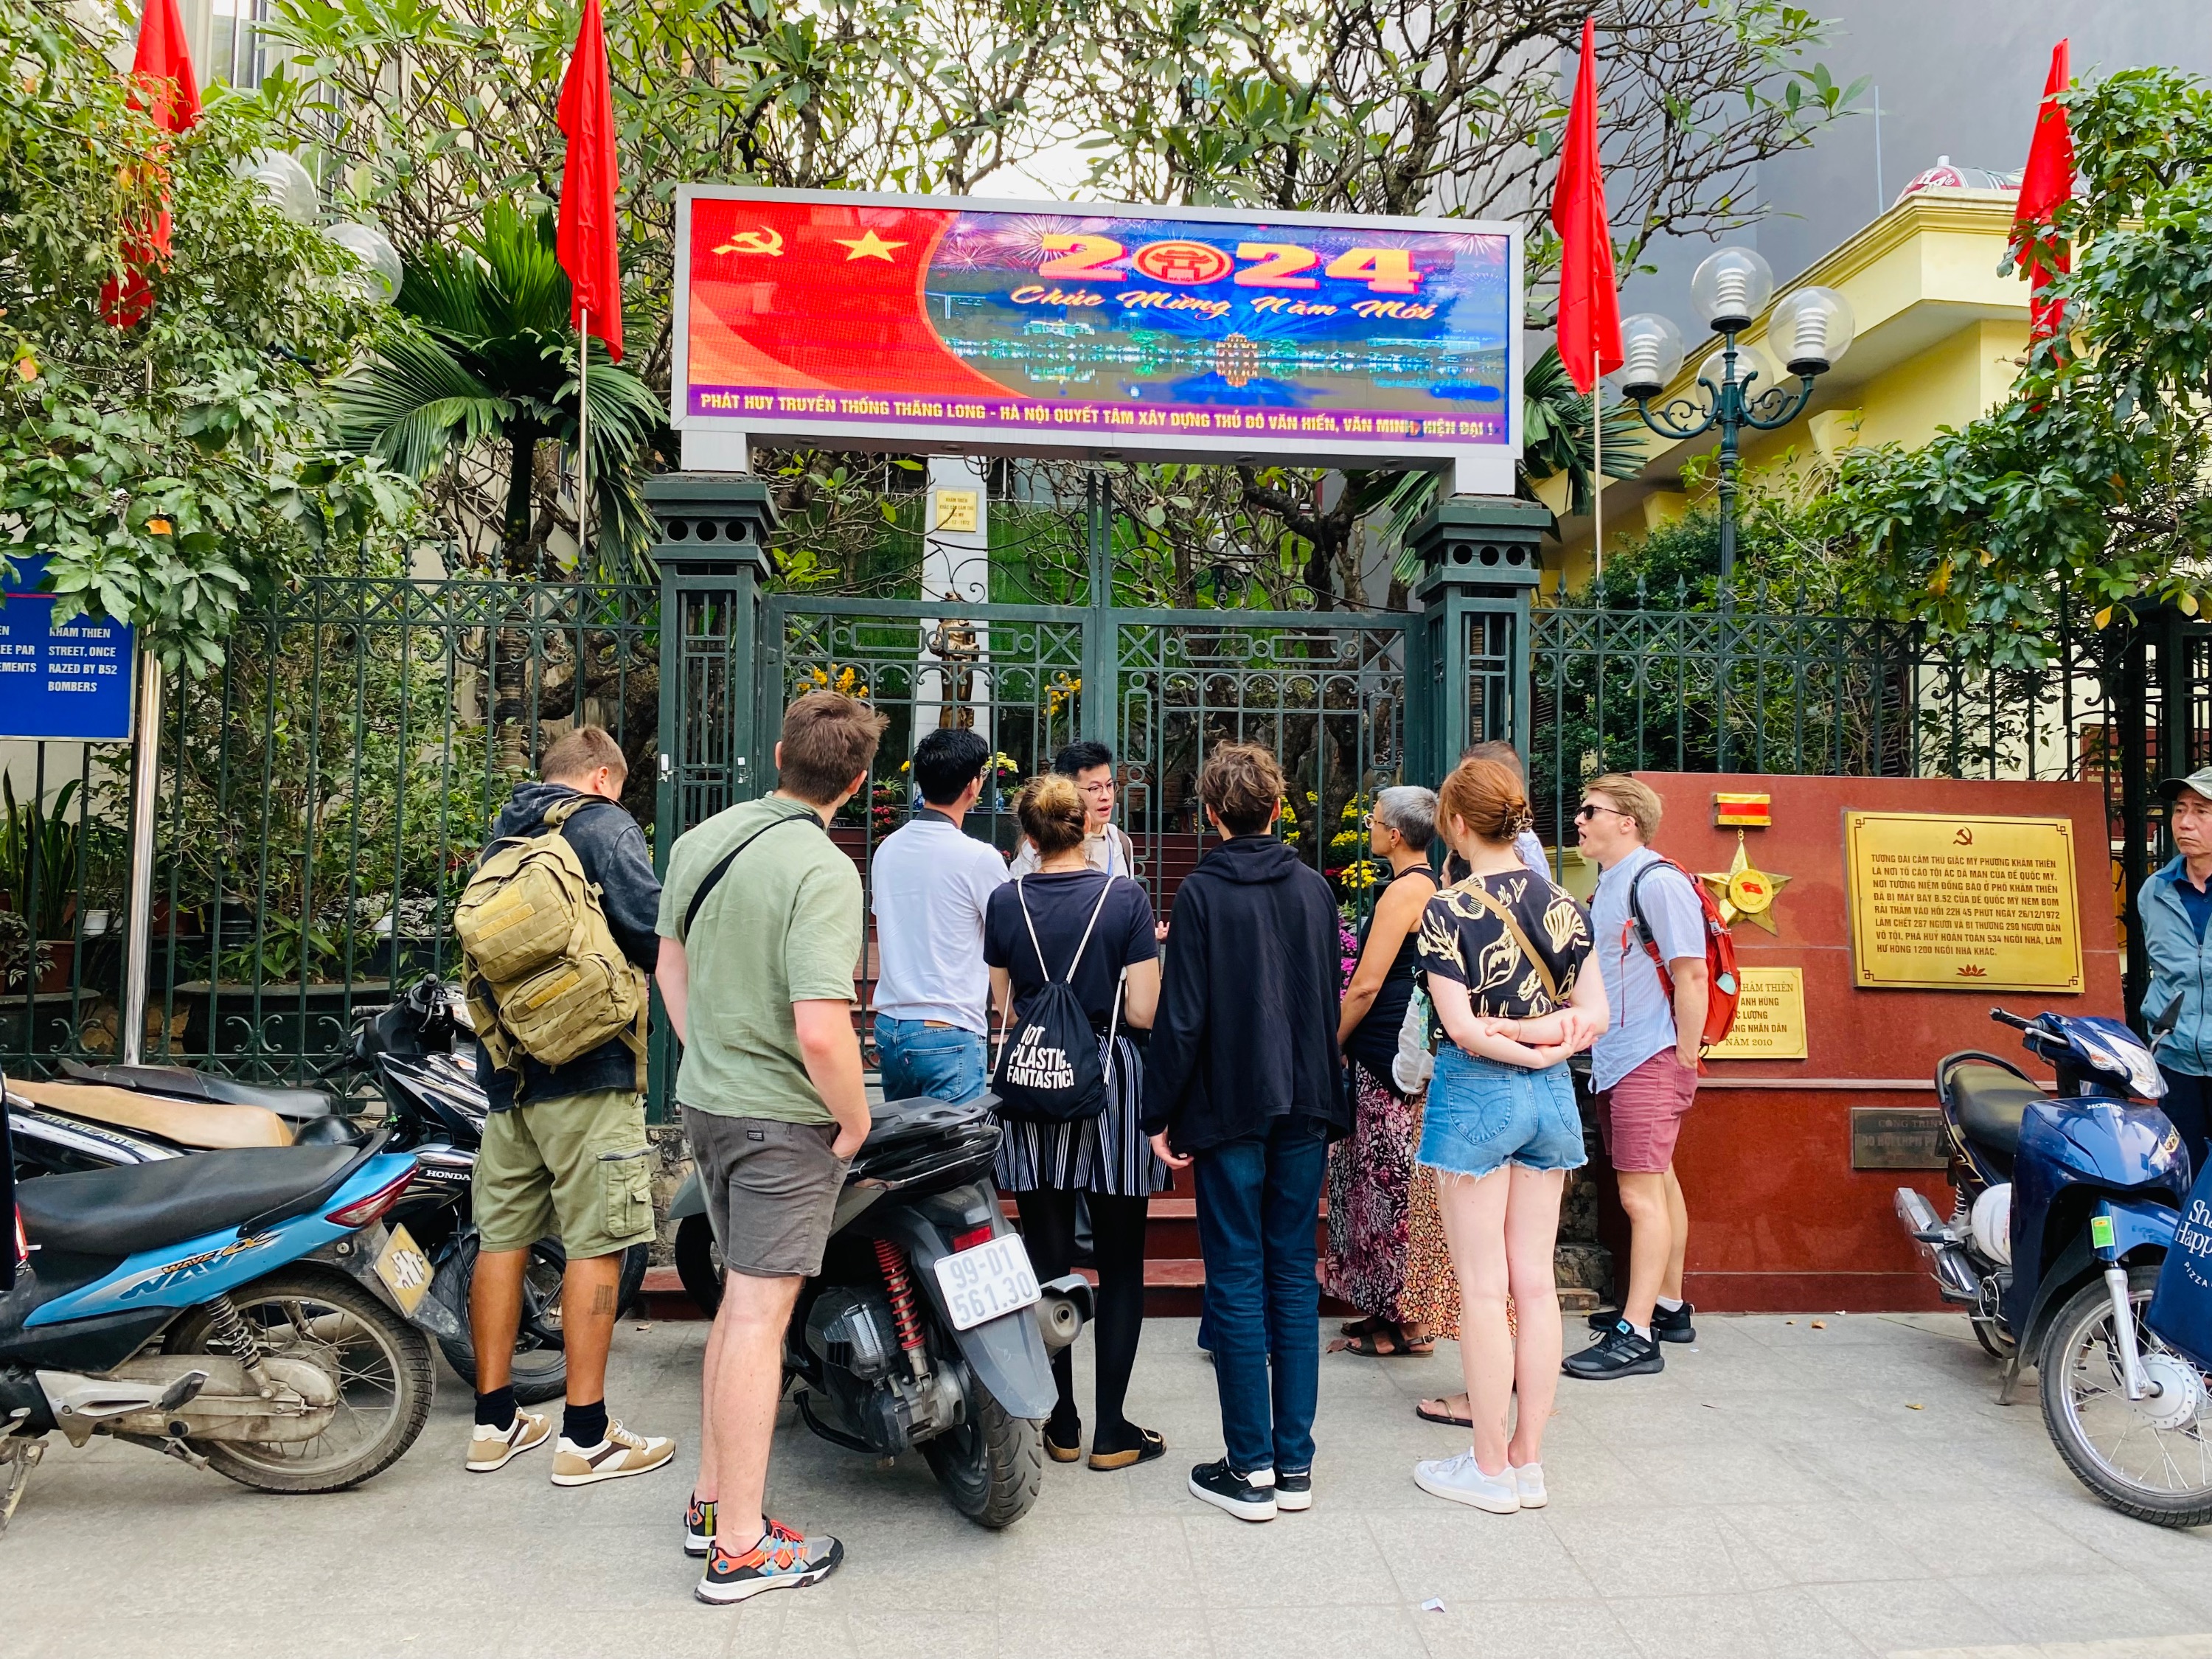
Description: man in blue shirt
2141,767,2212,1172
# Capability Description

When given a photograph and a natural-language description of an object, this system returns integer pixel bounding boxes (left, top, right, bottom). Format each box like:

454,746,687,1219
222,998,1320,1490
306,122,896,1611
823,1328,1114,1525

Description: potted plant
0,775,80,992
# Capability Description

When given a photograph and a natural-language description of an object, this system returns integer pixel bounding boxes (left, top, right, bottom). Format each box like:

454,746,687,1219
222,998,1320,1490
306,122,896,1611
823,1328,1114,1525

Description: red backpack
1626,857,1742,1056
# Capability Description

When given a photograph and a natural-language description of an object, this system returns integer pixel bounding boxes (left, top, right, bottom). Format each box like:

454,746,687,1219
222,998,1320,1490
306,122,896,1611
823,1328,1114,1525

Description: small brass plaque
933,488,980,534
1851,1107,1948,1170
1844,810,2082,992
1705,966,1807,1060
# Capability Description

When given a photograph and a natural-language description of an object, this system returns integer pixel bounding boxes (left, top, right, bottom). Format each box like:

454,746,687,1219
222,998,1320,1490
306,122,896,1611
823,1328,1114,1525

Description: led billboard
673,188,1522,487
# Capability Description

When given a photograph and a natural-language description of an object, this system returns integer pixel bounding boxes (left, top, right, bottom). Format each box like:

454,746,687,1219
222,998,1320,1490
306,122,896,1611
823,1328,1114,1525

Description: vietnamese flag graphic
687,198,1011,399
101,0,201,328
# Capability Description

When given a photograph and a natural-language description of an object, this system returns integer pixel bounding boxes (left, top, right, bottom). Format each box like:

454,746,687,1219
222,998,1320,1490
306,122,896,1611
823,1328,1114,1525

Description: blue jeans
1192,1113,1330,1478
1419,1046,1587,1180
874,1017,989,1105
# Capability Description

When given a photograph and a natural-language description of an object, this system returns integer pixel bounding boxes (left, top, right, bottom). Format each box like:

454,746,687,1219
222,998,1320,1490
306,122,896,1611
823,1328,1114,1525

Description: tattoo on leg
591,1284,618,1315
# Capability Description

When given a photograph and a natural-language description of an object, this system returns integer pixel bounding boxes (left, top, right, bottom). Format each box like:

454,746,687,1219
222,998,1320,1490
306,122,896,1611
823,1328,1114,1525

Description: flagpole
577,309,589,571
1591,383,1604,581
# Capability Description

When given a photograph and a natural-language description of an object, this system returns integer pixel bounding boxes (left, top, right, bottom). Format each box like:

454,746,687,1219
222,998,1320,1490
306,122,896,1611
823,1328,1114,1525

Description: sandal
1330,1322,1435,1359
1044,1417,1083,1464
1088,1427,1166,1471
1339,1315,1384,1339
1417,1398,1474,1428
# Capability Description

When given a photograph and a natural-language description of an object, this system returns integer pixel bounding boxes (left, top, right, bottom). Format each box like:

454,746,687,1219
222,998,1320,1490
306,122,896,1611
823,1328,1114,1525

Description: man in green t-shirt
655,689,883,1604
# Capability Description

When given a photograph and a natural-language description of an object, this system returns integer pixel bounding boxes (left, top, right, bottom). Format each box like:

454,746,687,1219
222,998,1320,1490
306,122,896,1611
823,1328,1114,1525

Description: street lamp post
1614,248,1857,585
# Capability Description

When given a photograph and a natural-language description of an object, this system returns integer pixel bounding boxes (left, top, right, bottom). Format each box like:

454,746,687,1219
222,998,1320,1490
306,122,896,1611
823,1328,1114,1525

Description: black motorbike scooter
672,1093,1093,1530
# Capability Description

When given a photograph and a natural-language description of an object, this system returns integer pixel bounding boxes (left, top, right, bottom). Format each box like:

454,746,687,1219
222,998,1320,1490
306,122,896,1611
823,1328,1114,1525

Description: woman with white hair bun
1324,784,1444,1357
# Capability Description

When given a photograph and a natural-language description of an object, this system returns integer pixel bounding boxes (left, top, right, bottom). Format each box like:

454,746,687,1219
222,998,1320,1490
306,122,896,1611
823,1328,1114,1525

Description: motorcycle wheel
164,1267,433,1494
437,1236,651,1405
2039,1265,2212,1528
921,1363,1044,1529
674,1213,724,1321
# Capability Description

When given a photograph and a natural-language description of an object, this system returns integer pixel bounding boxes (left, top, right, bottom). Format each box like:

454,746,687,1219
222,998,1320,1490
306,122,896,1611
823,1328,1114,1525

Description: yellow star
835,229,907,262
1699,830,1791,935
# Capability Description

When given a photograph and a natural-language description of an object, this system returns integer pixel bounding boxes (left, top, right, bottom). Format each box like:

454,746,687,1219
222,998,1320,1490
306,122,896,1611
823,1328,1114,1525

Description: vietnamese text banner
679,193,1515,453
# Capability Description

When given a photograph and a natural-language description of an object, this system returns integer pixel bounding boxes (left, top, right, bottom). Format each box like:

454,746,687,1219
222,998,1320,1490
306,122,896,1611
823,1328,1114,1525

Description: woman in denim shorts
1408,757,1607,1516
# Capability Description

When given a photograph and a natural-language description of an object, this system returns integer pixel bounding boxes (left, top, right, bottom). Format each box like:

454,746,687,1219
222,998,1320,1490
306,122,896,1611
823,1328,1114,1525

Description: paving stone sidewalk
7,1311,2212,1658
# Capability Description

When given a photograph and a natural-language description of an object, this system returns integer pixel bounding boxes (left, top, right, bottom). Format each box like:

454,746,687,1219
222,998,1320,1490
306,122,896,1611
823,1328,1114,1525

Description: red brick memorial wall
1624,773,2124,1312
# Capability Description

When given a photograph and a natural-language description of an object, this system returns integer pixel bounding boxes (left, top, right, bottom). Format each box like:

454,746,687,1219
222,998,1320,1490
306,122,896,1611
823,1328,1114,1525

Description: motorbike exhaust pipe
1034,1273,1094,1353
1894,1188,1980,1302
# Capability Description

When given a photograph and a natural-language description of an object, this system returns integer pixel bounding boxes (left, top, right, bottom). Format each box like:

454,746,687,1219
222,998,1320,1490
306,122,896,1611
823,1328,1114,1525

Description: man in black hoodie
1144,742,1346,1522
465,726,675,1487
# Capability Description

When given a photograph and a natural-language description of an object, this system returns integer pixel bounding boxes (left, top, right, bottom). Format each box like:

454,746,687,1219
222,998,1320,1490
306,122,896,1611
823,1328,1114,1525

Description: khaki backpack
455,796,647,1087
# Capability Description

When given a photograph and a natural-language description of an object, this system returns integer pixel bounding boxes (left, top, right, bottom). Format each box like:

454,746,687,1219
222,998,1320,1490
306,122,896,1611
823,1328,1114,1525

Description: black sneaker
1562,1321,1666,1380
1188,1458,1277,1522
1274,1469,1312,1512
1653,1301,1697,1344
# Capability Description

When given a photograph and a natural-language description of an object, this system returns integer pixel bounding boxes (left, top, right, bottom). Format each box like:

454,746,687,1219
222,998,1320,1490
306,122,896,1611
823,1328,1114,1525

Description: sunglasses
1575,802,1632,823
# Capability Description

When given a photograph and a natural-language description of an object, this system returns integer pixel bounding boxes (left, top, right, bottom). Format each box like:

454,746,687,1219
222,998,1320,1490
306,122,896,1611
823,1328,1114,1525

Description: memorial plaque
1844,810,2082,992
1705,967,1808,1060
1851,1107,1949,1170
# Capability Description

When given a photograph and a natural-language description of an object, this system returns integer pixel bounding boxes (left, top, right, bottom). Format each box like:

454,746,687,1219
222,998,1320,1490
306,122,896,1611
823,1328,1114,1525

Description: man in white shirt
1566,773,1709,1381
870,728,1009,1103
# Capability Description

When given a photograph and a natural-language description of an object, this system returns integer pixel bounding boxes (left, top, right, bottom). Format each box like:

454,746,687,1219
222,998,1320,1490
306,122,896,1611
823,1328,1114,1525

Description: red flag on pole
556,0,624,363
102,0,201,328
1550,18,1621,394
2011,39,2073,344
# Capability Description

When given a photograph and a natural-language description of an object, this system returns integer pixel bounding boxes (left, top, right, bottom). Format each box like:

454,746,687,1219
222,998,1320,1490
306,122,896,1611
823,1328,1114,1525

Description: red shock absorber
874,1237,928,1365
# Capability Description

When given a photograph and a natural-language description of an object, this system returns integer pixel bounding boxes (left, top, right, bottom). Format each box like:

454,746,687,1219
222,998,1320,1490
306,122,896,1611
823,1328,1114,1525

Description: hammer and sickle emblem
713,227,785,257
1952,826,1975,846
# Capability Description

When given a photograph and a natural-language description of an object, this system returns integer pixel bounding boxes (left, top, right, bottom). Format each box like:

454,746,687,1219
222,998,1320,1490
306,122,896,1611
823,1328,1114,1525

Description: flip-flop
1416,1399,1474,1428
1088,1427,1166,1471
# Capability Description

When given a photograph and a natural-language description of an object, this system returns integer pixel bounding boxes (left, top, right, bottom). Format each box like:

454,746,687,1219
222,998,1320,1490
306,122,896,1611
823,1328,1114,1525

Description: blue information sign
0,559,137,741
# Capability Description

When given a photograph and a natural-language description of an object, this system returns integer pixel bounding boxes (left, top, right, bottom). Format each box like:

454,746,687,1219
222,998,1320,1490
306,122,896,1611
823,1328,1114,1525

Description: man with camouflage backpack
454,726,675,1486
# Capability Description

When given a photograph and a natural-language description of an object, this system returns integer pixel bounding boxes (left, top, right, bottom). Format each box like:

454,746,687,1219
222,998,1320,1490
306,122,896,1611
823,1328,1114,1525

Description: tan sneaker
549,1419,676,1486
466,1410,551,1472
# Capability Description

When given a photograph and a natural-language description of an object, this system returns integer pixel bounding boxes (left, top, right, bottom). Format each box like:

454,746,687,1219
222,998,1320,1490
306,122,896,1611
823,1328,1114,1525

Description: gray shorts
681,1107,849,1279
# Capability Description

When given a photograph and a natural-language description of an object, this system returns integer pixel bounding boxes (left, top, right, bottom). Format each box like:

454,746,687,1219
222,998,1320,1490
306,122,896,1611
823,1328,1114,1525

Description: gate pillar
1409,496,1548,785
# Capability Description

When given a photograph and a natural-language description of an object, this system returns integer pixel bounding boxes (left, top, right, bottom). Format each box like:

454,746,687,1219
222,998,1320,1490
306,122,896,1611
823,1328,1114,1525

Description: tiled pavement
7,1312,2212,1658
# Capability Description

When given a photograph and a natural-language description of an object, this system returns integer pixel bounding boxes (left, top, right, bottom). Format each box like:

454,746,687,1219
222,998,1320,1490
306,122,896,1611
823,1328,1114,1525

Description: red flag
102,0,201,328
2011,39,2073,343
556,0,624,362
1550,18,1621,394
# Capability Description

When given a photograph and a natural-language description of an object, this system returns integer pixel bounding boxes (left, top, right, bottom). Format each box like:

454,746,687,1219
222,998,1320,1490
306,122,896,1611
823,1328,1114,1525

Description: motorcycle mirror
2156,994,2185,1038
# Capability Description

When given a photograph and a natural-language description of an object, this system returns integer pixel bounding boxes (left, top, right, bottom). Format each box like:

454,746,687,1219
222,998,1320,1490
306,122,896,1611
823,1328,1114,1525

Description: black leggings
1015,1189,1150,1442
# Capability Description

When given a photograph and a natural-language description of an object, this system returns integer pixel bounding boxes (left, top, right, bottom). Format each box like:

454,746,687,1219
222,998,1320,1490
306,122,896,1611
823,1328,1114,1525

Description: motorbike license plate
372,1224,432,1317
932,1234,1041,1332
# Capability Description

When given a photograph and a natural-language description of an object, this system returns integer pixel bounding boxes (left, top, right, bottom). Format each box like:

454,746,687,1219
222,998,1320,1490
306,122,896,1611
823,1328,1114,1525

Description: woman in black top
986,774,1164,1469
1324,786,1443,1357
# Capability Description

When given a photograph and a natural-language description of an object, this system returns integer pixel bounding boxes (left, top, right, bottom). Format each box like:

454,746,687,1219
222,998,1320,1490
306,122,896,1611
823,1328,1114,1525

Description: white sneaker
465,1410,551,1472
1414,1450,1521,1514
1511,1461,1548,1509
549,1419,677,1486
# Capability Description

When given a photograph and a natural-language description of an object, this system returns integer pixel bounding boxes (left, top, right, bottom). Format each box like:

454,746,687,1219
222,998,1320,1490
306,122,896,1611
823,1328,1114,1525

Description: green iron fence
0,518,2189,1097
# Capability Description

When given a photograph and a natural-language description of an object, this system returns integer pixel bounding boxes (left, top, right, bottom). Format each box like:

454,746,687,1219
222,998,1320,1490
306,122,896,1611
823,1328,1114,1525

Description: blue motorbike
1,1091,457,1531
1897,1006,2212,1526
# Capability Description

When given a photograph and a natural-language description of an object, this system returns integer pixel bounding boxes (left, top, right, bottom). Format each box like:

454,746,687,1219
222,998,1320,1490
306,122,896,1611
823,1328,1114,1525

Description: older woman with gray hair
1324,785,1446,1356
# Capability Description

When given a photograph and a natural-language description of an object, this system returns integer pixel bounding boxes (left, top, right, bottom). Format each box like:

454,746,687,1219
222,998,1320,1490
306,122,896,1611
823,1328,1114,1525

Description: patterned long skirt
1399,1116,1465,1343
1323,1059,1421,1323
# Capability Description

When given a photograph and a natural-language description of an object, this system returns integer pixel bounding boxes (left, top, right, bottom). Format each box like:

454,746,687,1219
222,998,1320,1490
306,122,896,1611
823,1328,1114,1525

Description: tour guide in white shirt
1568,773,1709,1381
869,727,1009,1104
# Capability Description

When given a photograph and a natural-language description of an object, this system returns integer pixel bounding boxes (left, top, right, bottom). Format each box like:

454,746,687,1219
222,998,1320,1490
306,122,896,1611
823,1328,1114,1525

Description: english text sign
0,560,136,741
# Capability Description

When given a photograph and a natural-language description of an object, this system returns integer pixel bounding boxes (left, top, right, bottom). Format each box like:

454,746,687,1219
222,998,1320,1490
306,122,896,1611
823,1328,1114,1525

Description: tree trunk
501,428,538,576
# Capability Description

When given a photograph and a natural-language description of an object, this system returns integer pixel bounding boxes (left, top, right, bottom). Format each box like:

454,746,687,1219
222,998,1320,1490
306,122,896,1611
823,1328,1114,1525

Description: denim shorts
1416,1046,1587,1180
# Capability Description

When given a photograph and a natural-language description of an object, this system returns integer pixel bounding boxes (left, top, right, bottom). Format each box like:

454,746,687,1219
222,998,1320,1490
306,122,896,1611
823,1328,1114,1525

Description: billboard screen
673,189,1521,481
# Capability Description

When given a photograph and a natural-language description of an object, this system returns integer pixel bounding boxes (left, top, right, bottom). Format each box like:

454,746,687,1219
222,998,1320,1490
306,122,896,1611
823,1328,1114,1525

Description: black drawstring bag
990,875,1123,1124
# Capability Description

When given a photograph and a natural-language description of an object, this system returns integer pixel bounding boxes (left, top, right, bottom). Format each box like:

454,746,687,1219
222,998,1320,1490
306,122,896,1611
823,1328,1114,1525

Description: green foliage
1571,462,1842,609
0,776,80,939
0,0,417,672
1818,68,2212,660
336,203,664,572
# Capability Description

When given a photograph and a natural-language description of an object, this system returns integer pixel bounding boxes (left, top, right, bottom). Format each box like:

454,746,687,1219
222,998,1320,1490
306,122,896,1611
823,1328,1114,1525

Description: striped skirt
993,1034,1166,1197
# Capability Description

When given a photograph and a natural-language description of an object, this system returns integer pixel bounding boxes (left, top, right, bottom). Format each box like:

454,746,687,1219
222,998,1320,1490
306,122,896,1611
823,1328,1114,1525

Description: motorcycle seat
1947,1061,2045,1164
15,1144,359,1258
10,1078,292,1152
60,1060,340,1119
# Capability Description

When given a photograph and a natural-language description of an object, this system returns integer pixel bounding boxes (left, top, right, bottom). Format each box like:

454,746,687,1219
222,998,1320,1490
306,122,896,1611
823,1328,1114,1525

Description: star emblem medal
1700,831,1790,934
